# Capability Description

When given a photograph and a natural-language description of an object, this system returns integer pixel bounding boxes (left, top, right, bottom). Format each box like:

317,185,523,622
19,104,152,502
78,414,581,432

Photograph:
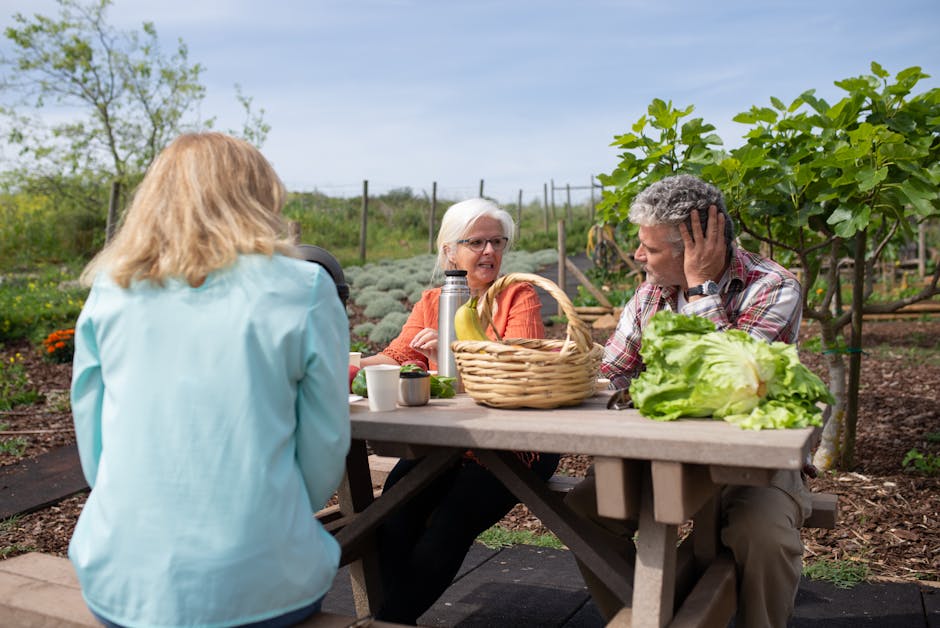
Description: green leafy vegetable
399,363,455,398
351,368,368,397
352,363,456,399
628,311,834,430
430,375,456,399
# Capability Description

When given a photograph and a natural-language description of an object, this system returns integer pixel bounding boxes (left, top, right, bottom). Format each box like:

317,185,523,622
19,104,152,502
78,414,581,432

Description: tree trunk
813,320,847,471
841,230,867,469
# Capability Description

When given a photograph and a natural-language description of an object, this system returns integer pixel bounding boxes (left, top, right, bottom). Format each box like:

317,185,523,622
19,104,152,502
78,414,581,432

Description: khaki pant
565,467,809,628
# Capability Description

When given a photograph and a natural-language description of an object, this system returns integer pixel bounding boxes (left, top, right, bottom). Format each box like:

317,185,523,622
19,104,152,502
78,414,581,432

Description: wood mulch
1,316,938,584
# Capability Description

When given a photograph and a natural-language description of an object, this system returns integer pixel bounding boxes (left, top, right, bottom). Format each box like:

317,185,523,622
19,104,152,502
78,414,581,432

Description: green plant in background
476,525,564,550
350,340,370,353
0,265,86,343
368,312,409,345
901,448,940,475
0,424,28,456
286,186,595,270
572,284,635,309
0,353,40,411
42,328,76,363
803,558,870,588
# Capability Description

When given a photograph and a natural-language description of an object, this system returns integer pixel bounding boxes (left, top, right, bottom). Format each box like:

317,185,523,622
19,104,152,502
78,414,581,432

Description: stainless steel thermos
437,269,470,388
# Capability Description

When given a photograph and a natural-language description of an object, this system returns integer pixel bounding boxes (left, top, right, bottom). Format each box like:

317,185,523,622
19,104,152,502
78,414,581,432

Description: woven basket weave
451,272,604,409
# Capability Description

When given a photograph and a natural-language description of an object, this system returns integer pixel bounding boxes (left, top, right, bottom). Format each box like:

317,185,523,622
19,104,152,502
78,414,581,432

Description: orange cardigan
382,281,544,370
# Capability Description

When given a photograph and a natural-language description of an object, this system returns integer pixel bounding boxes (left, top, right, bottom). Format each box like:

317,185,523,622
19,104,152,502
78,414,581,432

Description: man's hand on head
679,205,726,290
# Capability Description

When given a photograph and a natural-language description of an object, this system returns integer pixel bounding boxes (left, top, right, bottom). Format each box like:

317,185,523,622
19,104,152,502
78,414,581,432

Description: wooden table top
349,391,815,471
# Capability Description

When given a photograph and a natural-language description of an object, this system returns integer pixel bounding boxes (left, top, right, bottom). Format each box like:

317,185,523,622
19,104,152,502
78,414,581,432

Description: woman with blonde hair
70,132,350,627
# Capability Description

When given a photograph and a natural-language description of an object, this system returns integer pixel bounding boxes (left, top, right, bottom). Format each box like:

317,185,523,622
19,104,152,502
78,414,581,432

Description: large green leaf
827,205,871,237
855,166,888,192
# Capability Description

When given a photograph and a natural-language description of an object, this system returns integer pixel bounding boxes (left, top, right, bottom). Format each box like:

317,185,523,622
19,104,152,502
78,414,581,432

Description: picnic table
331,389,818,628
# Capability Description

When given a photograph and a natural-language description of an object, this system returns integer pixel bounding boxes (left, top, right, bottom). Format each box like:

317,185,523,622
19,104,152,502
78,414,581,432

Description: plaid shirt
601,247,803,390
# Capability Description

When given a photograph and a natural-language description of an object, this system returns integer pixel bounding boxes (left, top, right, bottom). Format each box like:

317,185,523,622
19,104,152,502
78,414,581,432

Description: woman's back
70,254,350,626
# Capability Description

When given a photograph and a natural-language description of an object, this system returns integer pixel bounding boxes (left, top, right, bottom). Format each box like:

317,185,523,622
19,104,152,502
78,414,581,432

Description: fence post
589,175,596,223
479,179,484,197
550,178,557,222
429,181,437,255
359,180,368,264
288,221,301,244
105,180,122,243
557,219,566,317
566,183,573,221
516,189,522,240
543,183,549,233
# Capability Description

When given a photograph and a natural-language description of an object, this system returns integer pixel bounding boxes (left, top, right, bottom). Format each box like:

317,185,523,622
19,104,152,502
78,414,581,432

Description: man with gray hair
566,174,811,627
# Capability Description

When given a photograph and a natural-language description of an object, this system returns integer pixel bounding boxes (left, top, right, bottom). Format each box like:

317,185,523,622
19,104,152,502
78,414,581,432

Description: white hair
434,198,515,277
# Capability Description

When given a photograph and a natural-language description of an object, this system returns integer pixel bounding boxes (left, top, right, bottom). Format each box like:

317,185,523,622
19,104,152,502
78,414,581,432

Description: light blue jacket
69,254,350,627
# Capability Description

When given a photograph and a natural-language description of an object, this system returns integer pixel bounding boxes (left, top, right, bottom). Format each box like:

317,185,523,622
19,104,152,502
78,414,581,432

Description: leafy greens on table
628,311,834,430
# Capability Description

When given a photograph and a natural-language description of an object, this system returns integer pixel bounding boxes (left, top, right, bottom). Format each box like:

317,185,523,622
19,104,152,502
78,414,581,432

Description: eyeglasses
456,237,509,252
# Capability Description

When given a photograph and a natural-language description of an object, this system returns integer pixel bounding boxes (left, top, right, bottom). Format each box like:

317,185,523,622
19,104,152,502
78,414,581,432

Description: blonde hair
434,198,514,277
80,132,296,288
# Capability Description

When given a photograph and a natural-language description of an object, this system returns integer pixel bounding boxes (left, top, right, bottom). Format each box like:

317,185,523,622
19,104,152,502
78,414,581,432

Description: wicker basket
451,272,604,409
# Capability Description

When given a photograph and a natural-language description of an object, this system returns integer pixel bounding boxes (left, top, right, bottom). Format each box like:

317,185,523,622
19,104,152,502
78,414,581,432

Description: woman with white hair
361,198,559,624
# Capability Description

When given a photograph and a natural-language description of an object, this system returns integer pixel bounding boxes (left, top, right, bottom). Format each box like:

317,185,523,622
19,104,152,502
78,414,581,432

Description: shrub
363,296,407,319
353,288,384,307
353,322,374,338
369,312,408,345
408,286,427,304
375,274,410,291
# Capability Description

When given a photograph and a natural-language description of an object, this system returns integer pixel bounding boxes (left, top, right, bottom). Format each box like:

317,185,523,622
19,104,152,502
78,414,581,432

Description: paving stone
324,543,935,628
789,578,929,628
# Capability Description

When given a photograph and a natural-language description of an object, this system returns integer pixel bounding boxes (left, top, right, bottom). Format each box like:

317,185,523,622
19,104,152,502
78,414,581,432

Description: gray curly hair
628,174,735,255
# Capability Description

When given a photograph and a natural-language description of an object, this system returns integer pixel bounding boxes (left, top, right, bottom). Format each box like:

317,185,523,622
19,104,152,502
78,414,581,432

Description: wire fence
281,176,606,215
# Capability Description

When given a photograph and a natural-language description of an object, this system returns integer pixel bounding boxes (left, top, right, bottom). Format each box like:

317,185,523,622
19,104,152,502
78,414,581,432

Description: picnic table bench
0,552,405,627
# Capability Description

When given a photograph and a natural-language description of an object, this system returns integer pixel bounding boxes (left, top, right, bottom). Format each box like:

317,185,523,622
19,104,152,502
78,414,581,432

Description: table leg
336,444,464,617
337,439,382,616
632,466,678,628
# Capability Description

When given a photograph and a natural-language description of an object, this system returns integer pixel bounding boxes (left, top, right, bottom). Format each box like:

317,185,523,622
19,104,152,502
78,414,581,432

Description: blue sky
2,0,938,205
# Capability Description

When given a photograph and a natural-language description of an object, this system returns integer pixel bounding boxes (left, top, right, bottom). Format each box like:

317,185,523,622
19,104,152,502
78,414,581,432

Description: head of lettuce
628,311,834,430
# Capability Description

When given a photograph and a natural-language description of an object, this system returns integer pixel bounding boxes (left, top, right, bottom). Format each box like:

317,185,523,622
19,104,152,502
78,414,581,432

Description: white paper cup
349,352,362,368
364,364,399,412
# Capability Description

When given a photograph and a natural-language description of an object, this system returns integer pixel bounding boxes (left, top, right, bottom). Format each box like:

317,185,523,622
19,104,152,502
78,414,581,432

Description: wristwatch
687,280,719,297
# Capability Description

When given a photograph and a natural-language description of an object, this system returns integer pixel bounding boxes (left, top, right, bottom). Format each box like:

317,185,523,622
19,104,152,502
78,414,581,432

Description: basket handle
478,272,594,355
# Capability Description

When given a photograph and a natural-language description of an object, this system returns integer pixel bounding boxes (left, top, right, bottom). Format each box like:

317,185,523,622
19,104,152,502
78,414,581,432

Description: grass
0,353,41,411
865,344,940,367
803,558,870,589
476,525,565,550
0,427,28,456
0,543,36,559
0,516,38,558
